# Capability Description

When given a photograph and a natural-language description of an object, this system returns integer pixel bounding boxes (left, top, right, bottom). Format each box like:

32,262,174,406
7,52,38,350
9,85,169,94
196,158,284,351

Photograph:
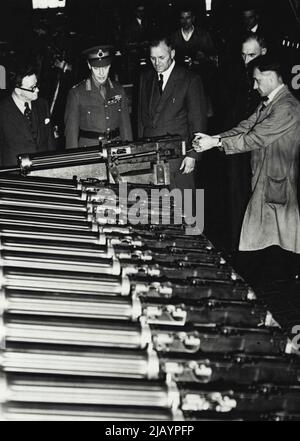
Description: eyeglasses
16,84,39,93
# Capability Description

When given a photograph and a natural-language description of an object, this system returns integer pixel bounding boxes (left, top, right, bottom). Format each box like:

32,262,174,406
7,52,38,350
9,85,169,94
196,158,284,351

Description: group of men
0,5,299,287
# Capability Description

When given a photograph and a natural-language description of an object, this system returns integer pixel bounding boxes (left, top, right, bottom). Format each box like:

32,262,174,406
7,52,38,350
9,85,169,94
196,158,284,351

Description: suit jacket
138,64,207,159
221,86,300,253
0,96,55,166
64,78,132,149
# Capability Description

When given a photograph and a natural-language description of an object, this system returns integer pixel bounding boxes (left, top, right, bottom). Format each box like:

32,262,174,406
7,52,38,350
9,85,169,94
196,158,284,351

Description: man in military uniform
64,45,132,149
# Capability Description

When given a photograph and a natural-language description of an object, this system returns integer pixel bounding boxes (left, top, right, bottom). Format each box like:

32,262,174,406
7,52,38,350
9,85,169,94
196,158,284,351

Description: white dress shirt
181,26,195,42
264,84,285,106
12,93,31,114
158,60,175,91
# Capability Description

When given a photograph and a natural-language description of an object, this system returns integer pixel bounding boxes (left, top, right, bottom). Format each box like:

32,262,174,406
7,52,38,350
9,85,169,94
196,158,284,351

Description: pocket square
45,118,50,125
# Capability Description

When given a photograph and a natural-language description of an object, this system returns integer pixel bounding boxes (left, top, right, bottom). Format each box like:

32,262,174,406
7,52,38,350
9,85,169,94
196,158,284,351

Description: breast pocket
265,176,287,205
81,105,102,127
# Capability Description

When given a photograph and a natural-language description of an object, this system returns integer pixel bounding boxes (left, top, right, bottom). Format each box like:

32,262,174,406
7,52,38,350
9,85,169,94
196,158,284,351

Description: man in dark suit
138,36,207,190
0,63,55,167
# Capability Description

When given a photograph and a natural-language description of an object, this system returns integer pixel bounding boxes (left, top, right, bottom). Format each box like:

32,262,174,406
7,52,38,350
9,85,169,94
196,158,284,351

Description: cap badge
97,49,104,59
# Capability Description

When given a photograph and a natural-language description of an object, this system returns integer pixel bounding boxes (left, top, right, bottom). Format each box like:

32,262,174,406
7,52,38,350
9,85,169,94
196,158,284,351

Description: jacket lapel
147,72,160,118
153,66,180,124
9,98,33,138
105,78,115,102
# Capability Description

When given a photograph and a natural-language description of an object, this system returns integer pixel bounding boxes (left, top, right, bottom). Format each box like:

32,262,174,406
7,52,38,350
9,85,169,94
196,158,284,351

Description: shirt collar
91,77,113,90
251,24,259,32
181,26,195,40
158,60,175,82
265,84,285,105
12,92,31,113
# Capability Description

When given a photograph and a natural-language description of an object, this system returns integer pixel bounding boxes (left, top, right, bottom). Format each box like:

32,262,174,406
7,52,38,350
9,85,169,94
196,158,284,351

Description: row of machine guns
0,172,299,421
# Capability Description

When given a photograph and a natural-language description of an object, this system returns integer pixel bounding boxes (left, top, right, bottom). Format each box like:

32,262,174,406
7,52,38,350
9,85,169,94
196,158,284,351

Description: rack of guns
3,135,186,185
0,174,300,422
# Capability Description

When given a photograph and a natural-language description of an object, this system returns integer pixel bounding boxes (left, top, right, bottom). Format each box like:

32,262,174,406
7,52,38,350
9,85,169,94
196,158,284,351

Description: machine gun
9,136,185,185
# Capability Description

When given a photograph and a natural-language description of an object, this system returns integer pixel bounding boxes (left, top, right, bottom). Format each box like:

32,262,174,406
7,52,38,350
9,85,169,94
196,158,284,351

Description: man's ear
87,62,92,70
171,49,176,60
262,48,267,56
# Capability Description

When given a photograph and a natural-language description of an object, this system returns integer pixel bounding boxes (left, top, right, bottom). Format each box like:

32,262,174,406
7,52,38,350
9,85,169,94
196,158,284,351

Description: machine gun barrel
0,236,114,258
0,223,106,244
0,289,141,320
18,146,107,173
0,344,159,379
0,402,179,421
0,315,150,349
0,250,121,275
0,191,90,212
0,182,88,200
0,212,97,231
0,372,177,408
0,267,130,295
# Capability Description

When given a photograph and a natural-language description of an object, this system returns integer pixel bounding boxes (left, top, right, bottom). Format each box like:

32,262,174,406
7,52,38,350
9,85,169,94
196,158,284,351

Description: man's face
253,67,275,97
136,6,145,19
18,74,39,102
243,9,258,30
242,39,266,65
150,41,175,74
180,11,194,30
89,64,110,85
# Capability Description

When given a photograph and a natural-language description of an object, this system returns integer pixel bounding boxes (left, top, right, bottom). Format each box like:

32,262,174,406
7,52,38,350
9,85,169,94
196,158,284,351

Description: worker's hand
192,134,217,153
180,156,196,174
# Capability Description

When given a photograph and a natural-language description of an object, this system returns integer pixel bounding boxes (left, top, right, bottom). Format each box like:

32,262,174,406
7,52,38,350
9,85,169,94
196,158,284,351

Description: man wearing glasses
0,63,55,166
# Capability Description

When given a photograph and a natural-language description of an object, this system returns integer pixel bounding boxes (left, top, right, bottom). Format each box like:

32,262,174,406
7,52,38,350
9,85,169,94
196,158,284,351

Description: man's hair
249,54,283,77
149,35,174,50
179,3,195,16
242,32,267,49
241,1,259,14
11,63,37,88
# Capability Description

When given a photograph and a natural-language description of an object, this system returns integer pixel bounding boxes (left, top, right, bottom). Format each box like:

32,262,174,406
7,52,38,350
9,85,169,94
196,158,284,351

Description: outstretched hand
192,133,218,153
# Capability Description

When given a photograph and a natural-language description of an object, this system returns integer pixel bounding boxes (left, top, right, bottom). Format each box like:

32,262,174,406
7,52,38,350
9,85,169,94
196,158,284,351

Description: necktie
24,102,32,122
100,84,106,100
24,102,37,142
259,101,267,113
158,74,164,95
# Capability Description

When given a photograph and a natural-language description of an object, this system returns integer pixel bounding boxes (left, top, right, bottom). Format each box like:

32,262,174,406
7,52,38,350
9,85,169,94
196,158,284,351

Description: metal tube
0,213,97,231
0,315,150,349
0,268,130,295
0,175,79,190
0,345,159,379
0,224,106,244
0,372,177,408
0,403,180,421
0,290,141,320
0,192,90,212
0,183,87,200
0,250,121,275
0,237,113,258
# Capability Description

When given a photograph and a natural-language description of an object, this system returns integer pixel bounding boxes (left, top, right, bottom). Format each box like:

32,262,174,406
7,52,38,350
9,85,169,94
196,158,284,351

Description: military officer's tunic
64,77,132,148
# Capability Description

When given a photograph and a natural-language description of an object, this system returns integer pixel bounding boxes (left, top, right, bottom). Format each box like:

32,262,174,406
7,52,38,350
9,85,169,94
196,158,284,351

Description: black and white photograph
0,0,300,424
